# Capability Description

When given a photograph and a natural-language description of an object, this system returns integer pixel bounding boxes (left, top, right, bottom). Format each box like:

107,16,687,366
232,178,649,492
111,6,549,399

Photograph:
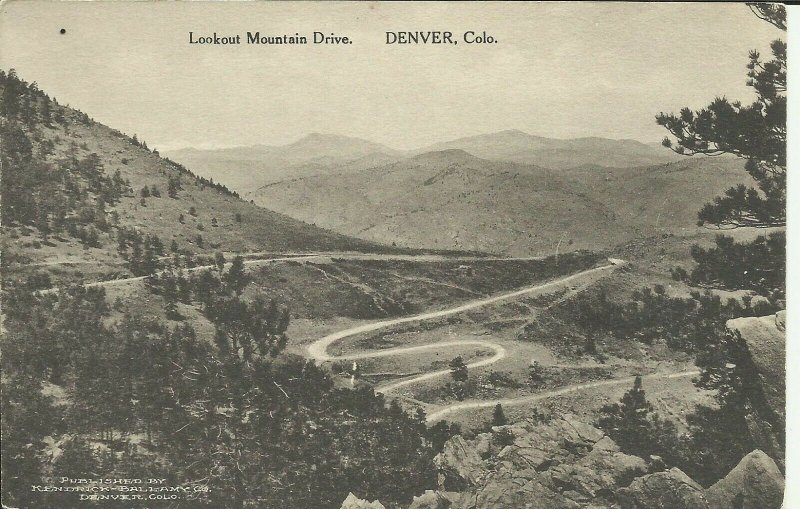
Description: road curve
306,263,623,409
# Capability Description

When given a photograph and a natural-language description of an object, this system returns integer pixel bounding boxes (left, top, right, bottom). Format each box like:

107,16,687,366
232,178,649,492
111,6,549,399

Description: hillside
164,133,401,192
0,73,404,286
249,150,751,256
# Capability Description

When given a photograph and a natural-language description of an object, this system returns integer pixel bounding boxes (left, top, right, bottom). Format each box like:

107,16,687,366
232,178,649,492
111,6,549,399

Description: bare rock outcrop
430,416,648,508
340,492,386,509
616,467,709,509
726,311,785,424
434,435,488,490
408,490,472,509
424,415,786,509
474,472,581,509
705,449,784,509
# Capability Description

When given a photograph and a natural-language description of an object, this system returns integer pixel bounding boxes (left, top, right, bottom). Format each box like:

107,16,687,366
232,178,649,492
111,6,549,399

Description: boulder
616,467,709,509
705,450,785,509
497,443,554,472
408,491,449,509
776,310,785,331
340,492,385,509
434,436,487,490
542,448,647,503
472,432,494,458
408,490,475,509
474,471,580,509
563,415,605,444
592,436,620,453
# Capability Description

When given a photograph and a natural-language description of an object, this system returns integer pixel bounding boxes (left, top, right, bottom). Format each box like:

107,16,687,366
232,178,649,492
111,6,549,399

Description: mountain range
164,130,685,193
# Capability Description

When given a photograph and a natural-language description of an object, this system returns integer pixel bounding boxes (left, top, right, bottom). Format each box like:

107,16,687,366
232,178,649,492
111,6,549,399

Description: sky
0,1,783,151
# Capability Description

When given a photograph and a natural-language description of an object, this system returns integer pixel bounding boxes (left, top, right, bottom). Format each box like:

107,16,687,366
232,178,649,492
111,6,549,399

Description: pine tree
491,403,507,426
223,256,248,295
168,176,180,198
597,376,682,464
449,356,468,383
214,252,226,273
655,5,787,475
657,4,785,228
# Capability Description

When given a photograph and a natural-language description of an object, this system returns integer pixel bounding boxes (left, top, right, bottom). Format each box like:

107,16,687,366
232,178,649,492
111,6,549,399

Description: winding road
303,259,692,423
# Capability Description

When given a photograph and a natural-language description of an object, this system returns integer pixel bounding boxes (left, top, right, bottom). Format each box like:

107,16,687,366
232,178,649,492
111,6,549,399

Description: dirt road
37,251,562,294
424,369,700,422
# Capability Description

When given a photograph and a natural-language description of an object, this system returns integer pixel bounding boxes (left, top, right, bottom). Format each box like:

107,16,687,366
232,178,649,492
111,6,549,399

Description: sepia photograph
0,2,790,508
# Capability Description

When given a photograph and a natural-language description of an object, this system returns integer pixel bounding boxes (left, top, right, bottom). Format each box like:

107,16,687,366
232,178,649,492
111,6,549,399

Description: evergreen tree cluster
683,231,785,300
597,374,765,487
162,156,241,199
559,285,777,355
116,227,166,276
597,377,684,467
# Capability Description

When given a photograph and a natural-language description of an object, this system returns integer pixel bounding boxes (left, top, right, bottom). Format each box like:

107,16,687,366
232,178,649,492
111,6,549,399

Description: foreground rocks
421,416,783,509
431,416,647,508
339,415,784,509
726,311,785,426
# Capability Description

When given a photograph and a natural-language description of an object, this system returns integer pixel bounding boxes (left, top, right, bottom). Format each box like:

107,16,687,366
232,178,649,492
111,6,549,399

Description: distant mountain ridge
164,133,401,192
163,130,685,193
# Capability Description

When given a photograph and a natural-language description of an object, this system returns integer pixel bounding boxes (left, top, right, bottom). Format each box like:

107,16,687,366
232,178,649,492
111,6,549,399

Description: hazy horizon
0,2,781,152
